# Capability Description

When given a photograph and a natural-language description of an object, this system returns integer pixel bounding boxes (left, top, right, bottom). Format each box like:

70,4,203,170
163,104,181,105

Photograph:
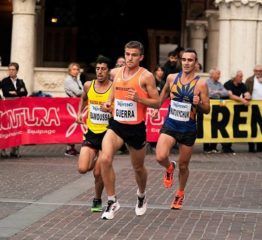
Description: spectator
64,62,83,156
115,56,126,68
245,64,262,152
154,65,165,94
203,68,228,153
163,47,185,82
1,62,28,158
195,62,203,73
223,70,251,154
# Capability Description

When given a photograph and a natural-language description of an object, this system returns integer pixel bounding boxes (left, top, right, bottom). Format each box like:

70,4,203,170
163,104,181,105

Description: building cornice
216,0,262,7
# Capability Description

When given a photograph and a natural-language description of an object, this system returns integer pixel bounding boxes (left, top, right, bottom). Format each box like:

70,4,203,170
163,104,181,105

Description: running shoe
64,147,79,157
170,193,184,210
163,160,176,188
91,198,102,212
101,200,120,220
135,195,147,216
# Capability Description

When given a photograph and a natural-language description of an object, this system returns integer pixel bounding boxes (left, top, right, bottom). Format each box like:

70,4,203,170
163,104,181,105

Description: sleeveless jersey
86,80,112,133
164,72,200,133
113,67,149,125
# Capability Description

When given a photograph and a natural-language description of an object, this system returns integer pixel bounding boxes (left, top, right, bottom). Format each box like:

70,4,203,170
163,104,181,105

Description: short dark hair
125,41,144,55
8,62,19,71
96,55,112,69
168,50,177,57
183,48,198,60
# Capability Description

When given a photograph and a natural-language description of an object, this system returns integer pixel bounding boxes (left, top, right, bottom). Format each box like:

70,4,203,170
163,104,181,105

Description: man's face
169,55,177,65
212,70,221,82
254,66,262,79
116,57,125,67
234,72,243,84
181,52,196,74
96,63,109,82
8,66,18,78
125,48,143,68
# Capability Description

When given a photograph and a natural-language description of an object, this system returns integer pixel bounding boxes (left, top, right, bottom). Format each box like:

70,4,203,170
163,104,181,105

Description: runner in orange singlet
100,41,160,220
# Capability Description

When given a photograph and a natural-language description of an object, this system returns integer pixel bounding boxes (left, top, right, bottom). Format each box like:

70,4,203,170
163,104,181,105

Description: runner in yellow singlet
100,41,160,220
76,56,112,212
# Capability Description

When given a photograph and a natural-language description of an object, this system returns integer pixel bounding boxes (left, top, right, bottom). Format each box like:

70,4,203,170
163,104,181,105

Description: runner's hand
76,114,84,124
193,90,200,105
101,102,112,112
151,109,159,119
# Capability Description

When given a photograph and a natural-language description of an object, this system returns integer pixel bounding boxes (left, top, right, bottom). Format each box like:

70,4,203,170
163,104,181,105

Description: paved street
0,143,262,240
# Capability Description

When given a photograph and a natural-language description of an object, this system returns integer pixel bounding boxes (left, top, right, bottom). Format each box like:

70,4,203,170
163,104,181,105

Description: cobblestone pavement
0,143,262,240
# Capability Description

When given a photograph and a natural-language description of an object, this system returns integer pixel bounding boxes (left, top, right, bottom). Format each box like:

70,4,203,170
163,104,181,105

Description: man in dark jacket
1,62,28,98
1,62,28,158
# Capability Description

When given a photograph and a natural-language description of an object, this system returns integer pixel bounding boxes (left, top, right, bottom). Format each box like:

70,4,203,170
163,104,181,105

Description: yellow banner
196,100,262,143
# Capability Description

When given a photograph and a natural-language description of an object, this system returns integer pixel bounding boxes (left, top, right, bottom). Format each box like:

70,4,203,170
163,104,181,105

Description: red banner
145,99,170,142
1,98,261,149
0,97,87,149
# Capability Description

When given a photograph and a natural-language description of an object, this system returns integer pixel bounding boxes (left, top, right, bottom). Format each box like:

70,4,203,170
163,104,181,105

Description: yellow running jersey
86,80,112,133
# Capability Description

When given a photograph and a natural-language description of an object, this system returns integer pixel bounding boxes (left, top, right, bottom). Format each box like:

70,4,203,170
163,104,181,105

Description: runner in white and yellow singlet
76,56,112,213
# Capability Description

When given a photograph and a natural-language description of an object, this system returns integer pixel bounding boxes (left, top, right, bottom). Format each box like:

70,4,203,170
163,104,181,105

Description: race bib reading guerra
169,100,191,122
114,99,137,121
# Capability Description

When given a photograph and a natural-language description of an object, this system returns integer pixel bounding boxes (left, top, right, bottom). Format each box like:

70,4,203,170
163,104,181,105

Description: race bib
169,100,191,122
90,104,111,124
114,99,137,121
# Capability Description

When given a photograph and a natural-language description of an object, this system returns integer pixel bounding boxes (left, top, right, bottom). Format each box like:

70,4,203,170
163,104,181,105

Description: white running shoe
135,195,147,216
101,200,120,220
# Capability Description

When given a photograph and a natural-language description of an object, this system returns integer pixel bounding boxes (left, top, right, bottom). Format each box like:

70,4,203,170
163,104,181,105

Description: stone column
11,0,36,93
257,4,262,64
216,0,262,82
35,0,45,67
186,20,207,68
216,2,231,83
205,10,219,72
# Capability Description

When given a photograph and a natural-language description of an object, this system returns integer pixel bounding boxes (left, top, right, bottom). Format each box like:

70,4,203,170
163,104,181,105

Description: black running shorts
82,129,106,150
160,125,197,147
108,118,146,150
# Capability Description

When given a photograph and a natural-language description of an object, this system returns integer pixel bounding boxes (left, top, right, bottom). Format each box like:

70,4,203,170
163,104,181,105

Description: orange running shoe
163,161,176,188
170,192,184,210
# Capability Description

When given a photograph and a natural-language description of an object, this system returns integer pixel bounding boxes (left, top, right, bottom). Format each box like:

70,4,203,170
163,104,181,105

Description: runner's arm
77,81,91,123
135,71,160,109
194,79,210,114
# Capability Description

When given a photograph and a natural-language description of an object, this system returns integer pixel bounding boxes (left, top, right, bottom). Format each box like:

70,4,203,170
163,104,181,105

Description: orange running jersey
113,67,149,124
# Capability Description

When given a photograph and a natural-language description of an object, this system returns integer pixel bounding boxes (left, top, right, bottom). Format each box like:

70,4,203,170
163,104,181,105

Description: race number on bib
114,99,137,121
90,104,111,124
169,100,191,122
